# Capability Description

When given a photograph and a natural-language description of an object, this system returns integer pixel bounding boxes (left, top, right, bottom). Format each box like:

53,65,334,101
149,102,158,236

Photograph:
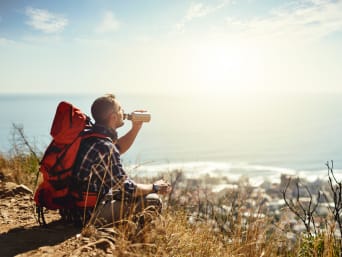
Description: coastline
125,160,342,186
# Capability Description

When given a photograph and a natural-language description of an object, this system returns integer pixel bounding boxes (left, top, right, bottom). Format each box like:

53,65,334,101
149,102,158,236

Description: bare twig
326,161,342,243
282,177,320,236
11,123,40,163
167,170,183,209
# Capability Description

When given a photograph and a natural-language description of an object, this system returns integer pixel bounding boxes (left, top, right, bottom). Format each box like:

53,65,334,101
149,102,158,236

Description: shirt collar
93,123,118,141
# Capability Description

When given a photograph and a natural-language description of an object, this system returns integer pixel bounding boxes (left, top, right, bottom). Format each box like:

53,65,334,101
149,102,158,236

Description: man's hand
134,180,171,197
153,179,172,195
131,120,143,131
130,110,146,131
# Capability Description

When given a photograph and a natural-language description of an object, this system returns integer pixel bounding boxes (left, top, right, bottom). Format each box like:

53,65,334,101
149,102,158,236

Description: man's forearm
133,180,172,197
133,183,153,197
117,126,141,154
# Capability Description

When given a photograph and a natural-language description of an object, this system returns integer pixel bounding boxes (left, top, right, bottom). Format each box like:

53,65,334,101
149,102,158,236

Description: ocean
1,92,342,185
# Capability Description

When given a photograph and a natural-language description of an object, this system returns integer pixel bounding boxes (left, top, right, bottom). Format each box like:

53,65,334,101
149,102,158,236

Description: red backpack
34,101,105,224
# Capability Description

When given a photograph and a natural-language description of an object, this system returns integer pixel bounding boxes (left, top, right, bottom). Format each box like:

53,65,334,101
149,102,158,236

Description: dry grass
71,190,294,257
0,152,38,189
1,150,342,257
75,208,342,257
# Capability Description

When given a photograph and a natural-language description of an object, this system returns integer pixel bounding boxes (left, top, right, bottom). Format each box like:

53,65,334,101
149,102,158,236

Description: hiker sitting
72,94,171,226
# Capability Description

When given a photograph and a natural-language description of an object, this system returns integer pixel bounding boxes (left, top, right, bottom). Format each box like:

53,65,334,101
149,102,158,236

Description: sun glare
190,42,263,93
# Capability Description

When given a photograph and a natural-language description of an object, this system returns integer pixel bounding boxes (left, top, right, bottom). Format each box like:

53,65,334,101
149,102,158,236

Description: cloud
176,1,230,31
185,3,215,20
25,7,68,33
22,35,63,44
224,0,342,42
96,11,120,33
0,37,16,46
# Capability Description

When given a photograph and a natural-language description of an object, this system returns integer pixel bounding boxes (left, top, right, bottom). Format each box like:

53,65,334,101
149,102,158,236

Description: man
72,94,171,226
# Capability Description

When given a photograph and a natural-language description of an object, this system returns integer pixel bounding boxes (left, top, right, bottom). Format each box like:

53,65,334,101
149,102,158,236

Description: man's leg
93,199,131,226
92,194,162,227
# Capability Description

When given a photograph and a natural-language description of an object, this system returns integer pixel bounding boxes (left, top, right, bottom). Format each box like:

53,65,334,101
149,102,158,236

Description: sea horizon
1,91,342,184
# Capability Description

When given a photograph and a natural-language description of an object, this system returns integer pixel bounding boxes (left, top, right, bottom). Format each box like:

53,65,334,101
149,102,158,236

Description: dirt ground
0,181,107,257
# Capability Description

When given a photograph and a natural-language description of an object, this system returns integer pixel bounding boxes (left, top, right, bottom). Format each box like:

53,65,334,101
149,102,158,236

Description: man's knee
142,193,163,213
93,194,163,226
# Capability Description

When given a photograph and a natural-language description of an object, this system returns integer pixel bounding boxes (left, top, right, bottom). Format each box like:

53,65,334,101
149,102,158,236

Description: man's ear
106,112,116,127
112,112,119,121
110,112,117,123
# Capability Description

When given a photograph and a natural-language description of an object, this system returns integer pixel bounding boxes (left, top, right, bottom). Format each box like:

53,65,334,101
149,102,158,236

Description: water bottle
123,111,151,122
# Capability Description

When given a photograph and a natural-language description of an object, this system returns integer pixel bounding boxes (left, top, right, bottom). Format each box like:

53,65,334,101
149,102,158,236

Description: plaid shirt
73,125,137,200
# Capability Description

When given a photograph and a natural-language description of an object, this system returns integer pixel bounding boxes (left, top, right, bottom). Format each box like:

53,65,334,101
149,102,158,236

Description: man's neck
94,123,118,141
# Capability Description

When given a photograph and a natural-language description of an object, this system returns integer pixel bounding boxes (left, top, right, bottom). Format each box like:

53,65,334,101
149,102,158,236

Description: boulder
0,182,32,197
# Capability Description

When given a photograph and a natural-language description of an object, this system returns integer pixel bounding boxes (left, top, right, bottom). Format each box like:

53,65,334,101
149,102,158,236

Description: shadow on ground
0,220,80,257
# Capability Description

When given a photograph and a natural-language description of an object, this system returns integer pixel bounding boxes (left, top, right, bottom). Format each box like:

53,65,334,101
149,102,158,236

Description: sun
189,42,263,93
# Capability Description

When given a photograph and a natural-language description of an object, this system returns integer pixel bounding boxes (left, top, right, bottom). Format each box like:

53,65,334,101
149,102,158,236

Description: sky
0,0,342,95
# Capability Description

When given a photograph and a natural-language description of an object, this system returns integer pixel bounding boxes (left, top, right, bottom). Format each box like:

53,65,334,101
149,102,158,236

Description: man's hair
91,94,118,124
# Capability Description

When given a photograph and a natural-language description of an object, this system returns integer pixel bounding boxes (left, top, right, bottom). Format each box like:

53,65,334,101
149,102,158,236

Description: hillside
1,167,341,257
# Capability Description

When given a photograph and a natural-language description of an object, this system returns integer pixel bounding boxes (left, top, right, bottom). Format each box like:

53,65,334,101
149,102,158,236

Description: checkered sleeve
75,137,137,197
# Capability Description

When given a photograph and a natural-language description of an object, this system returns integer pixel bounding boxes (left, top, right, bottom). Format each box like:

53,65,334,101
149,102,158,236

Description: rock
15,184,33,195
0,171,5,181
0,181,17,196
0,209,9,219
22,195,31,200
0,201,11,207
38,246,56,254
0,182,32,197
